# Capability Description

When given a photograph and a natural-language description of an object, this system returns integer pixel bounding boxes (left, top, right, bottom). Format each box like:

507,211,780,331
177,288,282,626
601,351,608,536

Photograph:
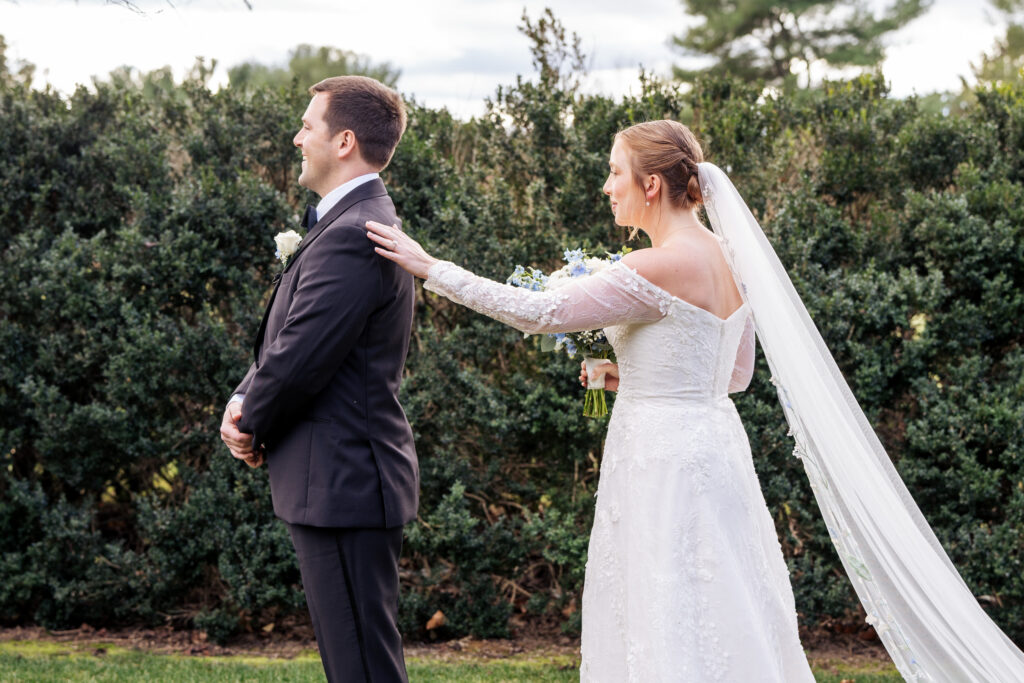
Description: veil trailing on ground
698,161,1024,682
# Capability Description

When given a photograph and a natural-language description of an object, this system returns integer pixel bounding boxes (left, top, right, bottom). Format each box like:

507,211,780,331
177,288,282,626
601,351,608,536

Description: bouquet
507,247,628,418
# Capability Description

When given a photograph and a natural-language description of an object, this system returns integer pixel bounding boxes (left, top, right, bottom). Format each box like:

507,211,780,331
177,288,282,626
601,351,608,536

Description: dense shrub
1,41,1021,644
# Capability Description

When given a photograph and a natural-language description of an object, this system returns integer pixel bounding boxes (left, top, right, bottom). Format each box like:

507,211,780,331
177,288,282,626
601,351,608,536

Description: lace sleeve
728,314,755,393
423,260,672,334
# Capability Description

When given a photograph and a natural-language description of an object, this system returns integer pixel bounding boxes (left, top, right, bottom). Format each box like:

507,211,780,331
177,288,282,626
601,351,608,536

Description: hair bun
686,173,703,205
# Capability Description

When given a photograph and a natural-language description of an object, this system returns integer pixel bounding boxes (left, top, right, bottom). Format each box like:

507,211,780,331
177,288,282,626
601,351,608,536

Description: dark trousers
286,523,408,683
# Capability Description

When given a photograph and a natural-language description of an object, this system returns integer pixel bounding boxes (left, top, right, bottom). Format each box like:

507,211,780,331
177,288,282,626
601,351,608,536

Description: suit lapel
252,275,282,360
251,178,389,361
281,178,388,276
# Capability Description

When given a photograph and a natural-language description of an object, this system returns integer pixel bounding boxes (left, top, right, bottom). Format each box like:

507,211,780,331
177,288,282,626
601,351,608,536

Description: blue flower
563,248,585,263
570,261,589,277
507,264,533,287
610,253,622,262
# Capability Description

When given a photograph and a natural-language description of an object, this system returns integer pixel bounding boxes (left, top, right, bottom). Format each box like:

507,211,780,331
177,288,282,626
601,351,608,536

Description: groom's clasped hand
219,402,263,468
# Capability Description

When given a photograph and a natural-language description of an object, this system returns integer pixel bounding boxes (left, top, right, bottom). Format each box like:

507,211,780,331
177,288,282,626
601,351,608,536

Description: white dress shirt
313,172,380,224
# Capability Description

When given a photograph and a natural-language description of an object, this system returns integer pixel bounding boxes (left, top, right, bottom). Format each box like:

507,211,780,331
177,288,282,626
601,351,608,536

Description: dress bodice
606,296,750,403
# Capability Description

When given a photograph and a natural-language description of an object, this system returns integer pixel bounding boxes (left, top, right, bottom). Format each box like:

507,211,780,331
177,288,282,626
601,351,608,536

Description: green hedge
1,58,1021,644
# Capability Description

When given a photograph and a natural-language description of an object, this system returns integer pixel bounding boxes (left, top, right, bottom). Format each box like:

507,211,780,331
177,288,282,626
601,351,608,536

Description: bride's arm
365,220,671,333
728,315,755,393
422,260,670,334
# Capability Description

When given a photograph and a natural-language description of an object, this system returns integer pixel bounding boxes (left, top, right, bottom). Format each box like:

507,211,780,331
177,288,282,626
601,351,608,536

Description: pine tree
672,0,931,87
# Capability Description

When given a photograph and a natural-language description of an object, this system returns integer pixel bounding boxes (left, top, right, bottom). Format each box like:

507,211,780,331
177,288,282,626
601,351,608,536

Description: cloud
404,48,531,77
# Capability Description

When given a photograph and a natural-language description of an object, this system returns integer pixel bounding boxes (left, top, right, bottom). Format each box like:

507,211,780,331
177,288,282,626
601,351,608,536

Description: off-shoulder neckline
611,261,748,324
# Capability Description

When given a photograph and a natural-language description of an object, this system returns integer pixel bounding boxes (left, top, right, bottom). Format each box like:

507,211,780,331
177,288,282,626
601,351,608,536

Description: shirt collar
314,172,380,222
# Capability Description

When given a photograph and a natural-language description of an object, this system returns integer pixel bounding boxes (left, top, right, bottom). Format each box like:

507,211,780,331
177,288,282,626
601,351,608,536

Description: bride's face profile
603,138,648,228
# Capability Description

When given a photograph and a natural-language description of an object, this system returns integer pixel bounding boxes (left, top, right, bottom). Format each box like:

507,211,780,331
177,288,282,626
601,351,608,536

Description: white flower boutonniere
274,230,303,265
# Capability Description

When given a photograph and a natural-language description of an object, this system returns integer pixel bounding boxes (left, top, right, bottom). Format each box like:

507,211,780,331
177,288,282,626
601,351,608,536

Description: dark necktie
301,204,317,229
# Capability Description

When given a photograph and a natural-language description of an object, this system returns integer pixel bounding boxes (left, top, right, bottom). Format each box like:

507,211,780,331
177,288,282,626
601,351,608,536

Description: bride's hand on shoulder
580,360,619,392
365,220,439,279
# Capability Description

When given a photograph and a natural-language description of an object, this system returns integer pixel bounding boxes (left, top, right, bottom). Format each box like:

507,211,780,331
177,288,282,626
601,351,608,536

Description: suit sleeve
232,362,257,397
237,224,380,445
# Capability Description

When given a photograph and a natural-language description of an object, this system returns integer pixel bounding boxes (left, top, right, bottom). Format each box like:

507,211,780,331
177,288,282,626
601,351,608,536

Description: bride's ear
645,175,661,203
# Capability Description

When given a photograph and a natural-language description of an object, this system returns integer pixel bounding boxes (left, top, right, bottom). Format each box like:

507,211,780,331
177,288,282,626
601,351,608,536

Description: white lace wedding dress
424,256,815,682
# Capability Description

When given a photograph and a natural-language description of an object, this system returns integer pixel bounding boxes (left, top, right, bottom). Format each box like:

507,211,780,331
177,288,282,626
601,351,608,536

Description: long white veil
698,161,1024,682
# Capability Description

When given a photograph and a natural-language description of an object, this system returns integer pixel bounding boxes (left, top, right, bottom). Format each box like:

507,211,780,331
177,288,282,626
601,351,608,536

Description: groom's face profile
293,93,350,197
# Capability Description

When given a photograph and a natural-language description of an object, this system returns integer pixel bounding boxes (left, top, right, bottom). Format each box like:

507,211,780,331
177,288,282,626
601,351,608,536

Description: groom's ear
335,129,359,161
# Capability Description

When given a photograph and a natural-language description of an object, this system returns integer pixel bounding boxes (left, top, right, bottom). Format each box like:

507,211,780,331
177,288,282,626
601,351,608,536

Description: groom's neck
316,160,379,198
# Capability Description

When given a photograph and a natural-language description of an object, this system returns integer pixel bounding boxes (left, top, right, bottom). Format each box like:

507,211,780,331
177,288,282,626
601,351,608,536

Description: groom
219,75,418,682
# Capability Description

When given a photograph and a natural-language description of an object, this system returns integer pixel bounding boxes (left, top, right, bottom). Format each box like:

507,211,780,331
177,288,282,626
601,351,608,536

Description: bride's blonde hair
615,120,705,238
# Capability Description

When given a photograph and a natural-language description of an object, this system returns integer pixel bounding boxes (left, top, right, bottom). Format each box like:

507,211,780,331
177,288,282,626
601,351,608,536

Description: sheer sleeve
728,314,755,393
423,260,672,334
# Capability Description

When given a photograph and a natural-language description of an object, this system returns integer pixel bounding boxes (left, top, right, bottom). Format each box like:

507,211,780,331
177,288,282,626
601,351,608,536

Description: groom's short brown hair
310,75,407,170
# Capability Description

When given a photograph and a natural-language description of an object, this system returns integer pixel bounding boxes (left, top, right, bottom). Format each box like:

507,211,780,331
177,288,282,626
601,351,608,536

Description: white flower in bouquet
546,268,573,289
586,257,611,274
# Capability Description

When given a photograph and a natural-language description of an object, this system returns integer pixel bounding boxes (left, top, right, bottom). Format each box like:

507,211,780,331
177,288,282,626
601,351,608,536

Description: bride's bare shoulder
621,240,711,282
621,245,701,271
619,232,726,303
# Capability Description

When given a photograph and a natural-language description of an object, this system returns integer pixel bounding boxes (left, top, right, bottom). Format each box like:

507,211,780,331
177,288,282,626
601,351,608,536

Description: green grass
0,641,576,682
0,640,901,681
0,642,322,682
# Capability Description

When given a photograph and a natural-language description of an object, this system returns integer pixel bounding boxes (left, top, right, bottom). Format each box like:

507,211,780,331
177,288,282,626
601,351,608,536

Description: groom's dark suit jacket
234,178,418,529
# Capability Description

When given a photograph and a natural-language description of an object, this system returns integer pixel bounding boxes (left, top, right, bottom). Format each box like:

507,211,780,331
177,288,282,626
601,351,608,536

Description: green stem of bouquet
582,350,611,419
583,387,608,418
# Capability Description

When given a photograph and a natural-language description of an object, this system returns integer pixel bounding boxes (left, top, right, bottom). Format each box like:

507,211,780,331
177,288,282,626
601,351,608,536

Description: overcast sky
0,0,1009,119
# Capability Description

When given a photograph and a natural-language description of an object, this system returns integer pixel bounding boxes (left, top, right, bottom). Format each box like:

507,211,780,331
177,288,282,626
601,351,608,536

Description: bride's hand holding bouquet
580,360,618,392
504,247,628,417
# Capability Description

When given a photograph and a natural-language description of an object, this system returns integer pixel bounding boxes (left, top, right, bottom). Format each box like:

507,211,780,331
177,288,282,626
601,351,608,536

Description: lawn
0,639,901,681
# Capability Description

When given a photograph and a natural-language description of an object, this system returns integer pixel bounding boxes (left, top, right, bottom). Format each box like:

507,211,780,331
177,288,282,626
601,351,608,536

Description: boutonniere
274,230,303,266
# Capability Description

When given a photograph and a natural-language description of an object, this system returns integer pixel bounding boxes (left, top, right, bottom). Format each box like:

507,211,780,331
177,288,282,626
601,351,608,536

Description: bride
366,120,1024,682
